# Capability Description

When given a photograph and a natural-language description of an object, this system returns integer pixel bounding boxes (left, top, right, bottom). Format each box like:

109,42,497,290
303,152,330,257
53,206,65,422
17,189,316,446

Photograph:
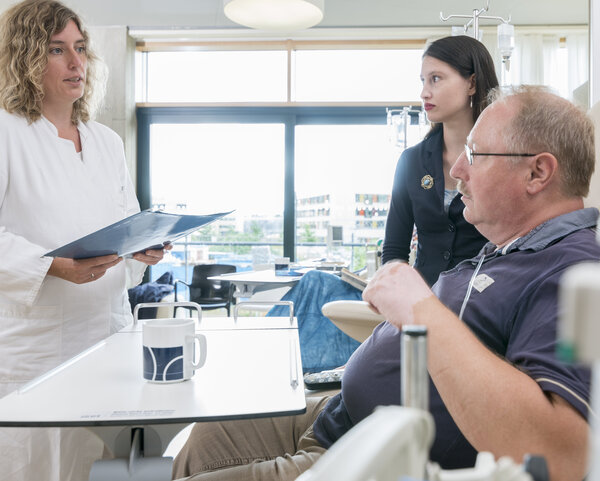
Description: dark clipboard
340,268,368,292
44,210,233,259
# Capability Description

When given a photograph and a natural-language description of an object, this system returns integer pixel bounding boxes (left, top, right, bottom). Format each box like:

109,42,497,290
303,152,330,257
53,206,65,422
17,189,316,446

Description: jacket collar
423,127,445,205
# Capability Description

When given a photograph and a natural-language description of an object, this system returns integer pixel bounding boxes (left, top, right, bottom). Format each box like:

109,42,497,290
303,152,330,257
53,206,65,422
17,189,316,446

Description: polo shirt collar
482,207,599,256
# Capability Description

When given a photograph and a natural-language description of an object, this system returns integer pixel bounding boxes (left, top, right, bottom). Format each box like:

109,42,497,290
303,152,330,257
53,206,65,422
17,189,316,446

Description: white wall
592,0,600,105
89,26,136,181
586,0,600,209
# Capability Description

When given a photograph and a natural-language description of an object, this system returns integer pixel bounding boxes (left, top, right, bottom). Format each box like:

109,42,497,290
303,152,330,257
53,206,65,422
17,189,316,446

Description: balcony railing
151,238,378,283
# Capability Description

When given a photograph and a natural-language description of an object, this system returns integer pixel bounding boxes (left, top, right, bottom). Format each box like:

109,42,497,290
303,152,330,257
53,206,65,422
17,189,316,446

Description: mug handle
191,333,207,369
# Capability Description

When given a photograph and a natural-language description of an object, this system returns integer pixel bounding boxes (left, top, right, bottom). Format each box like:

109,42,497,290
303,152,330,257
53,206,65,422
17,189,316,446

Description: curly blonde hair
0,0,105,124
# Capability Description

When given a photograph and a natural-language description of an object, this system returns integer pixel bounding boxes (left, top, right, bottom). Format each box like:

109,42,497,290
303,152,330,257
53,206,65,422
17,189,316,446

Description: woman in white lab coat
0,1,167,479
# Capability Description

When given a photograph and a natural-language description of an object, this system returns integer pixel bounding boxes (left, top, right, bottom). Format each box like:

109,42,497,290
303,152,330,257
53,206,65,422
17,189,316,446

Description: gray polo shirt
313,208,600,469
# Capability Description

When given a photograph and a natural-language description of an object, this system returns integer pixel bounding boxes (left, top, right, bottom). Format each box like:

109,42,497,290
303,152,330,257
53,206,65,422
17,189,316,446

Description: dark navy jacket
382,127,486,285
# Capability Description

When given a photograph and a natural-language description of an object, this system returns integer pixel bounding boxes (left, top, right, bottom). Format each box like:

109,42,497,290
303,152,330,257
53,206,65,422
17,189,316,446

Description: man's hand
132,243,172,266
48,255,122,284
362,261,434,327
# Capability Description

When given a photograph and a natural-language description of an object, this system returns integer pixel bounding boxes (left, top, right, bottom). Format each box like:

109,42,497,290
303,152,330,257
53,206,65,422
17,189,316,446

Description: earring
470,96,473,109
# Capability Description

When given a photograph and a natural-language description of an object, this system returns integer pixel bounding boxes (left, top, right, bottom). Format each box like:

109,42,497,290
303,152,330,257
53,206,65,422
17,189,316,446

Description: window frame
136,105,416,261
136,38,426,104
136,40,424,265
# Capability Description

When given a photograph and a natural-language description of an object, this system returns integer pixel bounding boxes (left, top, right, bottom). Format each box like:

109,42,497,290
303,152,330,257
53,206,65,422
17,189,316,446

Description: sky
150,123,406,217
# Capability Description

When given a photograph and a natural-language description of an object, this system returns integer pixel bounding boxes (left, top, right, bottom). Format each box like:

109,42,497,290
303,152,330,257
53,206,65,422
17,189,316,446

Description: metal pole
471,9,478,40
401,325,429,411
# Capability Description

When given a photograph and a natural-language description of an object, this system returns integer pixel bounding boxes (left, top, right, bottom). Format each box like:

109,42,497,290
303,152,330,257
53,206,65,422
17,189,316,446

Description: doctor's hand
47,255,123,284
362,261,435,328
132,243,172,266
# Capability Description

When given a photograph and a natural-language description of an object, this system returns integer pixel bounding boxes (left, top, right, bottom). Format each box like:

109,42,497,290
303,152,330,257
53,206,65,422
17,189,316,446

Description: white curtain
512,34,560,86
566,32,589,105
430,28,589,104
510,31,588,104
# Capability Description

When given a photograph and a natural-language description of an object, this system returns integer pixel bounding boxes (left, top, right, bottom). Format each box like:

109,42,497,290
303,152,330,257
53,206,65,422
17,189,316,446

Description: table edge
0,406,307,428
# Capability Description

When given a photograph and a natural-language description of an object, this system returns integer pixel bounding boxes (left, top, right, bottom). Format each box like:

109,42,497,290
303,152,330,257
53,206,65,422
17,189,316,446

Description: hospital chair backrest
321,300,385,342
295,405,434,481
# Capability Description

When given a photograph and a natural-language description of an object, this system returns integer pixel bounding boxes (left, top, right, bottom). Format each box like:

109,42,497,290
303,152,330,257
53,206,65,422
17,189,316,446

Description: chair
128,271,174,319
297,414,536,481
321,300,385,342
295,405,435,481
174,264,236,316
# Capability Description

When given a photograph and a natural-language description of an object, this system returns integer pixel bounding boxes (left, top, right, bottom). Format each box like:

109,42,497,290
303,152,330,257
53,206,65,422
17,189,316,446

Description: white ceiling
0,0,588,29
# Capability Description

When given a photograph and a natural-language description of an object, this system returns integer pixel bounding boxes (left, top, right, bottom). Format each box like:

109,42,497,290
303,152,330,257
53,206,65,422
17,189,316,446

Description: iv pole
440,0,514,84
440,0,510,41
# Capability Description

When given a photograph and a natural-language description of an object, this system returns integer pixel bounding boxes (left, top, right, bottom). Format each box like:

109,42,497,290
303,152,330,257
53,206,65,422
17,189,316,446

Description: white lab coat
0,110,146,480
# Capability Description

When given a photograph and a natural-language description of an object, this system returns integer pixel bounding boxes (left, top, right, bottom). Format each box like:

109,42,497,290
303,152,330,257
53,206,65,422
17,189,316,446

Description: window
136,28,588,283
145,51,287,102
149,122,285,282
137,42,424,281
295,124,397,266
293,49,422,101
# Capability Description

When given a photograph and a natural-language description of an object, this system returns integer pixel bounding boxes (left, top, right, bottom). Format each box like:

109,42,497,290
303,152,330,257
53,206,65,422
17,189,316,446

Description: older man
362,85,597,480
174,86,598,481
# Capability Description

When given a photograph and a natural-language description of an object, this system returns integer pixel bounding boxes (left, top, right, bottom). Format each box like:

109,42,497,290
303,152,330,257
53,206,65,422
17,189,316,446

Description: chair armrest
173,279,191,302
321,300,385,343
296,406,434,481
156,293,175,318
228,282,236,303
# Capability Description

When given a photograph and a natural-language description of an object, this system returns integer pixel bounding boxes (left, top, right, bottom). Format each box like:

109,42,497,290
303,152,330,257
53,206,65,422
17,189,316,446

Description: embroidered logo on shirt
472,274,495,293
421,175,434,189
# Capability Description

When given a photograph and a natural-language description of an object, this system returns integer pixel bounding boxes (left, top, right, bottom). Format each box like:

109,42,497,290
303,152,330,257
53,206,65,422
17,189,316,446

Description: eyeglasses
464,144,537,165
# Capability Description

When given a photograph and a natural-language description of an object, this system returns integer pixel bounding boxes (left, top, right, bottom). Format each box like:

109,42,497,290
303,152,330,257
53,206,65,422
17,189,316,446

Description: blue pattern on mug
143,346,184,381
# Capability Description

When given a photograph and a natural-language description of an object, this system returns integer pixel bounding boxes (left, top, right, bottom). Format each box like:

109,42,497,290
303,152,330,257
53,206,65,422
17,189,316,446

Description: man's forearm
416,299,588,481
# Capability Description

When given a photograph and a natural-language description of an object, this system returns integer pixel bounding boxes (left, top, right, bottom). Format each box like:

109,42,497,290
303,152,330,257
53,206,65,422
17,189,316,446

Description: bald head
486,86,595,198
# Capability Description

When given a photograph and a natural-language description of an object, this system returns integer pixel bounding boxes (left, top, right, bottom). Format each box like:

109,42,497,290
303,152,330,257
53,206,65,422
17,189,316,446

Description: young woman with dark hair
382,35,500,286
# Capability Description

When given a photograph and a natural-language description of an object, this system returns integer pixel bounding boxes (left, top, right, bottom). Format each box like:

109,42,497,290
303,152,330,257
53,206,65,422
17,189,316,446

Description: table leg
232,282,256,297
87,423,188,481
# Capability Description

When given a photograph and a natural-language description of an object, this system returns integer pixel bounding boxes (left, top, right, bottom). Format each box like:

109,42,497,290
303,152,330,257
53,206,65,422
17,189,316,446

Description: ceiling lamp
223,0,324,31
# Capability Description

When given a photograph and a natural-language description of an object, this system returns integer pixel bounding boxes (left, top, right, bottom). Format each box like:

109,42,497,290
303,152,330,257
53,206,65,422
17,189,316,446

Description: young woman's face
420,55,475,124
42,20,87,110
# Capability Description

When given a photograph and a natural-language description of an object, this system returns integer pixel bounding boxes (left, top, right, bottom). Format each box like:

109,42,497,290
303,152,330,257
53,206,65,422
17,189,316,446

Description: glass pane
295,125,400,270
293,49,423,102
149,123,285,282
146,51,287,102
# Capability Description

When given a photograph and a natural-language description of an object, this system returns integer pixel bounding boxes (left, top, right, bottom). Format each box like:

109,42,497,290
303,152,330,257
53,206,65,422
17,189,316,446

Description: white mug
142,318,207,383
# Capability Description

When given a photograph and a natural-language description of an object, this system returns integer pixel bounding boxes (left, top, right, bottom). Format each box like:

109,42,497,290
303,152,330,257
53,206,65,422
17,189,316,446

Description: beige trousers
172,396,330,481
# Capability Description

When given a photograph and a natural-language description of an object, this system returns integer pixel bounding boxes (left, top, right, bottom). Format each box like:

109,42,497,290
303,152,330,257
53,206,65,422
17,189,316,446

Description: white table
210,269,304,297
0,316,305,481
